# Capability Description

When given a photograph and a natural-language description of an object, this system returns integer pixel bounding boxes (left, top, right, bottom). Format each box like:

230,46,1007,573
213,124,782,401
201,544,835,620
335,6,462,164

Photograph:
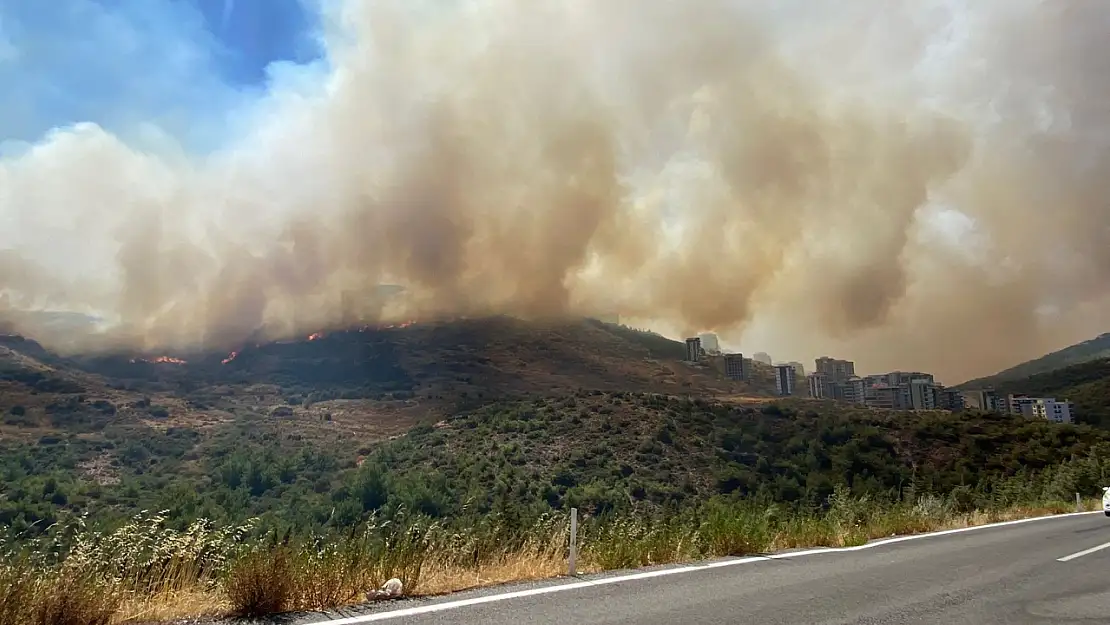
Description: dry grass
1,497,1100,625
224,549,296,617
30,572,121,625
420,546,567,595
115,588,228,625
0,558,123,625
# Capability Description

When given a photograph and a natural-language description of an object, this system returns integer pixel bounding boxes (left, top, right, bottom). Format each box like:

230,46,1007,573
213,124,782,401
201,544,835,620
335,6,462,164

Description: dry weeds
1,498,1099,625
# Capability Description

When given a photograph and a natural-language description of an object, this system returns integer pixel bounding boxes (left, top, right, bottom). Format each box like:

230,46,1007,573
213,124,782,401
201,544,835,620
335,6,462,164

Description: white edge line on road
1057,539,1110,562
308,510,1102,625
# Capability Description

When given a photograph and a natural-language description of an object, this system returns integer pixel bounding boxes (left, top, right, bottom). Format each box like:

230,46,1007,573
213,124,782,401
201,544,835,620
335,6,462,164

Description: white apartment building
1025,398,1074,424
807,373,828,399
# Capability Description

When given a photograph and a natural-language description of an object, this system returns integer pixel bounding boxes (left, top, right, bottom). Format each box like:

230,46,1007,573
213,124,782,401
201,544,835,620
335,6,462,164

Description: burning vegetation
129,356,187,365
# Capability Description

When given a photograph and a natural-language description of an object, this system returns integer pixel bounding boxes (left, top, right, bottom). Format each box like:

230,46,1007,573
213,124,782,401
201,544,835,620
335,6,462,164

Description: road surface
301,512,1110,625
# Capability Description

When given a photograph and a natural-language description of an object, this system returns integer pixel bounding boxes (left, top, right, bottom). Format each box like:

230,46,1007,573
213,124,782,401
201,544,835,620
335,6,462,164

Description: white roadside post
1076,492,1083,513
569,507,578,577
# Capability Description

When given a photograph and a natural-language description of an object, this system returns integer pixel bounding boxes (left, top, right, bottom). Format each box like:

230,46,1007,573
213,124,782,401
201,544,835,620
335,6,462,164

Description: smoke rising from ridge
2,0,1110,382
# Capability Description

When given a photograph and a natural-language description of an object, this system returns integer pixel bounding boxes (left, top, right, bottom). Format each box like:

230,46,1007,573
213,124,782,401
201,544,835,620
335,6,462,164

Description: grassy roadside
1,493,1102,625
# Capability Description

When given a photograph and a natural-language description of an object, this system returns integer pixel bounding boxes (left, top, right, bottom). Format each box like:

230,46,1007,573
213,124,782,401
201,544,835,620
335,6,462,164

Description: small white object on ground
368,578,404,601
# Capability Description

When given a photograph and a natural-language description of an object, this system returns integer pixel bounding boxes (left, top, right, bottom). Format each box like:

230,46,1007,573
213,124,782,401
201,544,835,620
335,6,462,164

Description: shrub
31,569,120,625
1,556,121,625
226,548,295,617
0,556,40,625
700,500,773,556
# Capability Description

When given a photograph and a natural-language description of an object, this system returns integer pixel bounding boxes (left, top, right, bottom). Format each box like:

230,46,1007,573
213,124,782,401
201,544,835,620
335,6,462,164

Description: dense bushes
5,393,1110,544
341,394,1110,521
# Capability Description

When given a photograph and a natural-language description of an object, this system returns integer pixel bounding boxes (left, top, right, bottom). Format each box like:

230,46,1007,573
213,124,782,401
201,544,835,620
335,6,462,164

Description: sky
2,0,1109,385
0,0,323,153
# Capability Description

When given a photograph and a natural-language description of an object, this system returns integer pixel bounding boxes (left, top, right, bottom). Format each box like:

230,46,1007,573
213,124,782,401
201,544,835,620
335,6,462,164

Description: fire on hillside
362,319,418,332
308,319,419,341
130,356,187,365
215,319,423,365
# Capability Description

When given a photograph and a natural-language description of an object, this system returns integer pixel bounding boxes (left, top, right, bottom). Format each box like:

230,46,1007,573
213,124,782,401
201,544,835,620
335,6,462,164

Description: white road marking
1057,539,1110,562
307,510,1102,625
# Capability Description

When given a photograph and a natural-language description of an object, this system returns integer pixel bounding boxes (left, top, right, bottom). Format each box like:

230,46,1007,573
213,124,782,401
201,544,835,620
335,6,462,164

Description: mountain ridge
960,332,1110,389
0,316,758,442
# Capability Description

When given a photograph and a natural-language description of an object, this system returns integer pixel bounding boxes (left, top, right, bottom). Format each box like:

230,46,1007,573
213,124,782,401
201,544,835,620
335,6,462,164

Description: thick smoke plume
2,0,1109,382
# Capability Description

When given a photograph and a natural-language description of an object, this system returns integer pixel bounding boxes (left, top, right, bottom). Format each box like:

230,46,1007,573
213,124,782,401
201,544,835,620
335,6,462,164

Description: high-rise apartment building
815,357,856,382
963,389,1002,412
807,373,828,399
938,388,966,411
1005,395,1074,423
724,353,746,381
684,337,704,362
775,364,797,396
1005,394,1038,416
864,385,901,410
842,377,867,404
1028,398,1073,423
905,379,938,410
698,333,721,355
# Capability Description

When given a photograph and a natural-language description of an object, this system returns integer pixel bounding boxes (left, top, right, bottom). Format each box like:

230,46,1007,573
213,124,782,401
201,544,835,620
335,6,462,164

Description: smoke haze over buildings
2,0,1110,382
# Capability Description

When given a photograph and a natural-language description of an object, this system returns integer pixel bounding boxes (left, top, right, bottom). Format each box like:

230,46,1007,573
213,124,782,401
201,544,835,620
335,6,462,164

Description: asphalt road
301,512,1110,625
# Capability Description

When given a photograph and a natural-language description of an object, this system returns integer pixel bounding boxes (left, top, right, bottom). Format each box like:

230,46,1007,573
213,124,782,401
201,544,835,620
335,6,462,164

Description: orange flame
379,319,418,330
221,351,239,365
130,356,187,365
308,332,324,341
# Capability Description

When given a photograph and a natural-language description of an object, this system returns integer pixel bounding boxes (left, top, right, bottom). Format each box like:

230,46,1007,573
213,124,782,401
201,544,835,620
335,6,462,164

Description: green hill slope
5,391,1109,540
360,394,1110,520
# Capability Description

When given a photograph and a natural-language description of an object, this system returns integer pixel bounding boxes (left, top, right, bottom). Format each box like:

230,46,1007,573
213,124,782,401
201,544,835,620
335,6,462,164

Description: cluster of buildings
683,334,1074,423
962,389,1074,423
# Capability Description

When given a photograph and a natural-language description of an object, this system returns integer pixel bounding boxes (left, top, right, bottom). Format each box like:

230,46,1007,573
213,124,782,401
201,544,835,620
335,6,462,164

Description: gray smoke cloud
1,0,1109,383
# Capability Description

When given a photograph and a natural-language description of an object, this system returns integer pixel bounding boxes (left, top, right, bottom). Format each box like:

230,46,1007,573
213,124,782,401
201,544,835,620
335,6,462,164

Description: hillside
75,316,739,396
3,386,1108,539
0,316,755,534
1,317,748,442
361,394,1110,520
961,332,1110,388
3,315,1107,541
